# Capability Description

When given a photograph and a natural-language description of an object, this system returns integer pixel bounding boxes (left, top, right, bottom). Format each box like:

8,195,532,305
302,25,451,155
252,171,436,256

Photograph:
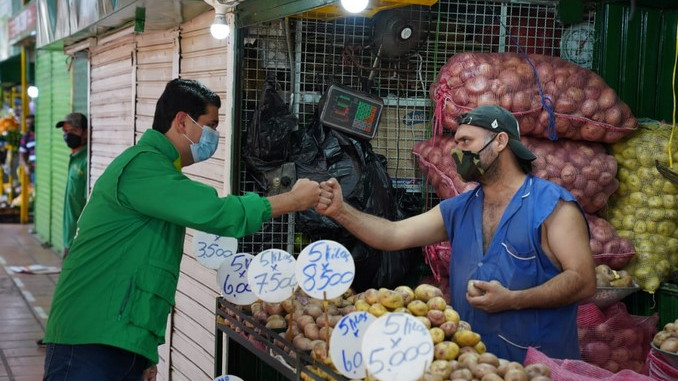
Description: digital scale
319,84,384,140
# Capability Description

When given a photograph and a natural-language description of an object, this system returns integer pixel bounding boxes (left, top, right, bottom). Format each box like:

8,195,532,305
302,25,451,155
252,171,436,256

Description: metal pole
20,45,29,224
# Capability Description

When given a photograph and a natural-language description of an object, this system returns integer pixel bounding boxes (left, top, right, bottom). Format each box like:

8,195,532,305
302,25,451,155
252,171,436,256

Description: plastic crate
657,283,678,329
622,283,678,330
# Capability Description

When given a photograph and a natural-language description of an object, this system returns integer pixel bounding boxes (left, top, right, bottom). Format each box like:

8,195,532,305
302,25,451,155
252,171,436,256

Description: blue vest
439,175,581,362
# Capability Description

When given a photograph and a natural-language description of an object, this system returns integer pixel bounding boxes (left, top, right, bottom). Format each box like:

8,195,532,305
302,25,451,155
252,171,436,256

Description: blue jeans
43,343,149,381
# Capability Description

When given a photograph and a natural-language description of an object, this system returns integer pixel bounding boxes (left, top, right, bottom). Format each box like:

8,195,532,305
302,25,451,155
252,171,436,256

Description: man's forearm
510,270,592,310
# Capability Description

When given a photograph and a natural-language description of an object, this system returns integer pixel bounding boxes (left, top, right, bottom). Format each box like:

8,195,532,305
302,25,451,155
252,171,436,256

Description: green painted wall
33,49,72,254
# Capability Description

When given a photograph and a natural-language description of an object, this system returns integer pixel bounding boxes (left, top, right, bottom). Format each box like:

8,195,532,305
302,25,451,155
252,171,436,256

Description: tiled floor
0,224,60,381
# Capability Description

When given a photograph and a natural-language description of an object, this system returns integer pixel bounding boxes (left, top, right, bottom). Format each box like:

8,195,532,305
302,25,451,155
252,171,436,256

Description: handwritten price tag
329,311,377,379
247,249,297,303
192,232,237,269
214,375,244,381
362,312,434,381
216,253,257,305
295,240,355,299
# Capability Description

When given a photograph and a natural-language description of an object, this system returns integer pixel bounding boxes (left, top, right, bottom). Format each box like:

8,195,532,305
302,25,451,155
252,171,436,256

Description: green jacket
45,129,272,364
63,148,87,249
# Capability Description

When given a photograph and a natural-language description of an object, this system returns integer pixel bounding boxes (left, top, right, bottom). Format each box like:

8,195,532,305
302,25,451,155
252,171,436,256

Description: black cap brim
508,139,537,161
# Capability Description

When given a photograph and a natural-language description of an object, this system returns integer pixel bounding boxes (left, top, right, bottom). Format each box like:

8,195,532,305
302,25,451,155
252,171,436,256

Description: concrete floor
0,224,60,381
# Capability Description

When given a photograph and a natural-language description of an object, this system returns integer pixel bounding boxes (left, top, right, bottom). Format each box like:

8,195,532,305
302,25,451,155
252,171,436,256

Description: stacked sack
607,121,678,292
419,52,638,279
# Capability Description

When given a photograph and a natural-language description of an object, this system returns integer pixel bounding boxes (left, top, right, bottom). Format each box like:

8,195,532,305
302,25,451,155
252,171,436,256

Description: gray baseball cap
55,112,88,129
457,105,536,162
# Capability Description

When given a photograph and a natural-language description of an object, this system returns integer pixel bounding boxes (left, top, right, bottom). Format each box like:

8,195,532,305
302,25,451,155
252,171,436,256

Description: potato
253,310,268,324
395,285,415,305
394,307,410,314
315,314,340,328
368,303,388,317
427,309,446,327
531,377,552,381
430,327,445,344
355,299,370,312
427,296,448,311
467,280,484,297
450,368,473,381
378,289,405,309
440,321,458,337
444,308,461,323
473,363,498,379
525,363,551,378
415,284,444,302
293,334,313,351
504,368,528,381
303,304,323,318
419,372,444,381
250,302,262,315
457,320,472,331
454,330,481,347
341,305,356,315
311,340,329,362
474,341,486,354
304,323,320,340
318,326,333,341
434,341,461,360
478,352,499,367
296,315,315,329
416,316,432,329
263,302,283,315
363,288,379,304
481,374,504,381
281,297,297,314
408,300,430,316
610,276,633,287
429,359,453,379
660,337,678,352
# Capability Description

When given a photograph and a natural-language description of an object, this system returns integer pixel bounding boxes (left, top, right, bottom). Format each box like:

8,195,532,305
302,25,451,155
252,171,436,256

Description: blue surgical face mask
184,115,219,163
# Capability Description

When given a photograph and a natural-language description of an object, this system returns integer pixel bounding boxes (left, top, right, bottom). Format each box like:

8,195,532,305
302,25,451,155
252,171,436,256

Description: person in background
43,78,327,381
19,114,36,184
315,105,596,362
56,112,89,259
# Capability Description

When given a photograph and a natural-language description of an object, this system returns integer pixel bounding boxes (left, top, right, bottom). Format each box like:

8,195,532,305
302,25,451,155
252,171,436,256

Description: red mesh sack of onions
577,302,658,375
524,136,619,214
430,52,637,143
412,135,619,214
585,214,635,270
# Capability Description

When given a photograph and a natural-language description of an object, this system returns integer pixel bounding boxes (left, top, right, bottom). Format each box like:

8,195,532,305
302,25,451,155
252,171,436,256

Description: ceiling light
341,0,369,13
210,13,230,39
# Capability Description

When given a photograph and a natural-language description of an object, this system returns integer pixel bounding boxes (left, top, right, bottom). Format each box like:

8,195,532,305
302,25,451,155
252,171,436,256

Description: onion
465,76,490,94
513,91,532,111
599,88,617,109
477,92,497,106
605,106,623,126
582,341,610,366
499,93,513,110
584,86,601,100
580,123,606,141
452,89,470,106
580,99,599,118
555,98,576,113
560,165,577,184
498,70,522,91
536,62,554,83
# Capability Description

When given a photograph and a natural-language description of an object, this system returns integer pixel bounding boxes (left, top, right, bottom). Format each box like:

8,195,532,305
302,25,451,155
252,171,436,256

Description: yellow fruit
474,341,486,354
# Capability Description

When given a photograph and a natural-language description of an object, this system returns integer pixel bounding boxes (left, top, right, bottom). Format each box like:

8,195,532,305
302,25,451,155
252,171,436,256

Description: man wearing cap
56,112,88,258
316,105,596,362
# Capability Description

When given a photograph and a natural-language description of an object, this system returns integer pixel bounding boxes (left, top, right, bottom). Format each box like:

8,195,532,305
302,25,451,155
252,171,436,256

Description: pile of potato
421,354,552,381
653,319,678,353
594,264,634,288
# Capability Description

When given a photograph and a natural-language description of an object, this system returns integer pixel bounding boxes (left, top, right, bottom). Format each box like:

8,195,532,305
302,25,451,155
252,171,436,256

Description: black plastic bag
243,75,299,192
292,113,421,291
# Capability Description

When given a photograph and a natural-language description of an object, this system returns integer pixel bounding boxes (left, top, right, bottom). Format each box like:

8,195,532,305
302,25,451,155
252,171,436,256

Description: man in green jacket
56,112,89,258
43,79,325,381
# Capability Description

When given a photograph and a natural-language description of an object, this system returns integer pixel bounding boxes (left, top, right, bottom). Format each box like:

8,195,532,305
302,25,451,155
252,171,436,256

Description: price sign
329,311,377,379
247,249,297,303
213,376,244,381
192,232,237,269
216,253,257,305
295,240,355,299
362,312,434,381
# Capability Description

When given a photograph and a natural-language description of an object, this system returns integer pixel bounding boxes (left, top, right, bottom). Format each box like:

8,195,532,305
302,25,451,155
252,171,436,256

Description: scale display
319,85,383,140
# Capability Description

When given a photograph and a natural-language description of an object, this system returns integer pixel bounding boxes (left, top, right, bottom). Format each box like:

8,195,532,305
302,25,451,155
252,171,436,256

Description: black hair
152,78,221,133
